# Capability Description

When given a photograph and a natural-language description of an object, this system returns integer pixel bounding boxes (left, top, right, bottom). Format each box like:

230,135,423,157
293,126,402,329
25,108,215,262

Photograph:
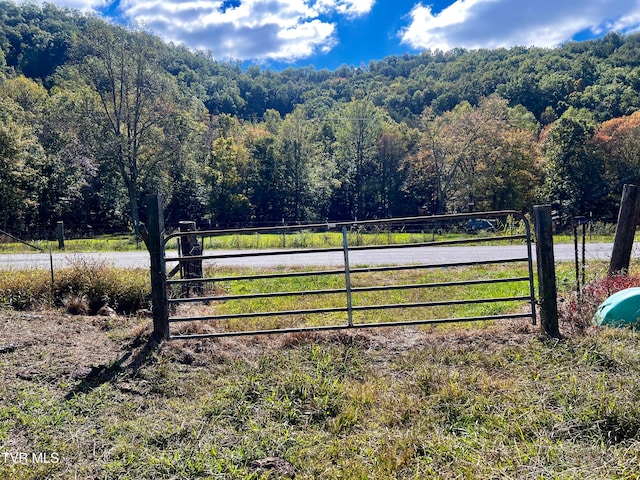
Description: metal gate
146,207,536,340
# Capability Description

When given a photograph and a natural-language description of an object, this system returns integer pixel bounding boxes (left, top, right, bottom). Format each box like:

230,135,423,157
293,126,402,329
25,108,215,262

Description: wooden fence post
146,194,169,341
56,221,65,250
534,205,560,338
609,184,640,275
179,220,203,296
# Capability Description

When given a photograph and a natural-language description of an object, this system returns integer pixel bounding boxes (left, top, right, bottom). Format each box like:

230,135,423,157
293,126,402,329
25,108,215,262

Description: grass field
1,309,639,479
167,262,536,338
0,223,623,254
1,260,640,478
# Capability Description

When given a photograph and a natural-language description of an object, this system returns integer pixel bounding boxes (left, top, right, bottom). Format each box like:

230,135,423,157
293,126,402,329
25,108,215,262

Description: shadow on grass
64,331,161,400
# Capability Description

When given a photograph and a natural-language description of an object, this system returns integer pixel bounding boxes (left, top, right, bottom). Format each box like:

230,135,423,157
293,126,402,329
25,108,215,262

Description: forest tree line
2,1,640,237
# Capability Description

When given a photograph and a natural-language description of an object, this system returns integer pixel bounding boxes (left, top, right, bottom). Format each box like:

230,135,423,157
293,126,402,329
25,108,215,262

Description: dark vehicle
465,218,496,232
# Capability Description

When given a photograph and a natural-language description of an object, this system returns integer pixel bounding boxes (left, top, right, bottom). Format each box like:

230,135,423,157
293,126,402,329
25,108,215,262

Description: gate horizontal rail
164,234,527,263
153,210,537,340
170,314,532,340
169,296,532,323
165,258,530,285
169,277,530,304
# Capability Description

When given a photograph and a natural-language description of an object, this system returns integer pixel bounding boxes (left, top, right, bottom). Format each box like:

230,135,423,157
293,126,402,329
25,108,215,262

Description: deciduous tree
73,20,183,238
205,124,252,226
593,110,640,191
0,93,44,231
409,95,541,214
539,110,608,221
332,98,383,219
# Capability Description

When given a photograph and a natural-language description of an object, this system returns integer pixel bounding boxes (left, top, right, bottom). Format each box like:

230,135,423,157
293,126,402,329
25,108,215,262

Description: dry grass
0,258,150,314
560,272,640,334
1,304,640,479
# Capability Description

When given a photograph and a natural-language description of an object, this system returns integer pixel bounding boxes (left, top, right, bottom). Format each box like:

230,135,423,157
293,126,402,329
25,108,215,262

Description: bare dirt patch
0,310,130,385
0,309,540,384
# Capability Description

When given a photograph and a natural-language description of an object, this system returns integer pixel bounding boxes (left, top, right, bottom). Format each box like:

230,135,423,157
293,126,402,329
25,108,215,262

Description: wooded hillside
2,1,640,236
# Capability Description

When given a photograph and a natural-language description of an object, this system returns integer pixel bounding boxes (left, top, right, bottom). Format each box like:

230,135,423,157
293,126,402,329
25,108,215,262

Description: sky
36,0,640,70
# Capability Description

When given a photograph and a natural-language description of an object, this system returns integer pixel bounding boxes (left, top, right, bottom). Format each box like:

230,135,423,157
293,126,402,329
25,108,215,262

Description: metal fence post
146,194,169,341
534,205,560,338
341,226,354,327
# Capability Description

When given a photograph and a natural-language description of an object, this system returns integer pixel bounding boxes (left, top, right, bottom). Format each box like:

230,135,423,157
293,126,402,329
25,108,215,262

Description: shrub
560,273,640,332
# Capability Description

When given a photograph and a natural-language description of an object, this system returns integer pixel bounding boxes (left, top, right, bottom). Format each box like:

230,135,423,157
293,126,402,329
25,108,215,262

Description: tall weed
0,259,150,314
53,258,150,314
0,270,51,309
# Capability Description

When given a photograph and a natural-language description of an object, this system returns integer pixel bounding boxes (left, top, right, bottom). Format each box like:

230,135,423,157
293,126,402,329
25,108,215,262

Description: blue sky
37,0,640,70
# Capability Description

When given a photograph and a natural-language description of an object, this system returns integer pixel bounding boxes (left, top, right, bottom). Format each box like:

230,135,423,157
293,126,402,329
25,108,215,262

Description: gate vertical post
609,184,640,275
534,205,560,338
341,226,354,327
146,194,169,341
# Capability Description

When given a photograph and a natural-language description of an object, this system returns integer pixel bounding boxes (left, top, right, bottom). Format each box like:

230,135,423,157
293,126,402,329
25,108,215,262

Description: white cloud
112,0,372,61
35,0,373,62
42,0,640,65
400,0,640,51
313,0,375,17
335,0,375,17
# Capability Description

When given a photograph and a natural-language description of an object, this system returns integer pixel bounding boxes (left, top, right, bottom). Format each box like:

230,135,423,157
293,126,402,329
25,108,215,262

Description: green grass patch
0,235,143,254
169,263,535,336
2,258,640,478
0,223,623,254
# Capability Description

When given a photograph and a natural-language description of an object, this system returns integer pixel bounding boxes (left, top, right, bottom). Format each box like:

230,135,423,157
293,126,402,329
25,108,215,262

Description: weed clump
53,257,149,314
0,258,150,314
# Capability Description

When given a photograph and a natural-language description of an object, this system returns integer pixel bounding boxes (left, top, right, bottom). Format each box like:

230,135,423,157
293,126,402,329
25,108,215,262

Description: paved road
0,242,634,270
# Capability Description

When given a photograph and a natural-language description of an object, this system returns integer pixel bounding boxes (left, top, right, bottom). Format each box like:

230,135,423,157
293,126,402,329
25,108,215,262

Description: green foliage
0,1,81,81
2,2,640,233
407,96,541,214
539,115,608,222
70,19,187,238
206,132,252,225
332,98,385,219
0,82,47,231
